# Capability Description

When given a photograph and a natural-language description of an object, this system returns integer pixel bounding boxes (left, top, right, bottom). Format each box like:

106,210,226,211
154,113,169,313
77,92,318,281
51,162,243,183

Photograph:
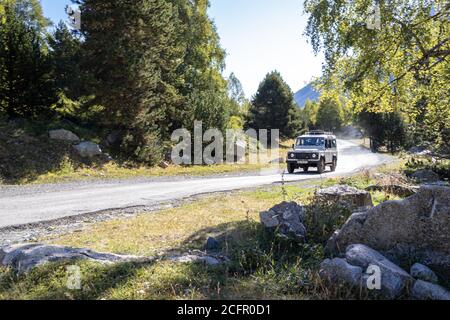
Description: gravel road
0,140,392,230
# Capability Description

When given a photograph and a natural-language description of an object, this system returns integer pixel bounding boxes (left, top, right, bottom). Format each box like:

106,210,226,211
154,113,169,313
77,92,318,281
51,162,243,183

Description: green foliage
300,99,319,130
228,116,244,130
405,157,450,181
48,22,86,101
0,0,55,118
247,71,303,138
227,72,248,116
185,87,231,133
316,96,343,132
305,200,352,245
76,0,231,164
358,110,407,153
0,0,238,166
304,0,450,152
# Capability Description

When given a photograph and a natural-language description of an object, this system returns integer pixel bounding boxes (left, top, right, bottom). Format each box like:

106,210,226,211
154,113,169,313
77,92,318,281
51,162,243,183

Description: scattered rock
168,253,228,266
326,186,450,281
260,202,306,242
205,237,220,251
73,141,103,158
0,244,148,274
49,129,80,142
410,263,439,284
411,280,450,300
319,258,363,288
411,169,440,183
315,185,373,210
409,147,432,156
346,244,413,299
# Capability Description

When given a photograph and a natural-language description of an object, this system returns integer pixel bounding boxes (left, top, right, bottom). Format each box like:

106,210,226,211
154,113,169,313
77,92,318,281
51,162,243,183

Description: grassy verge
27,162,273,185
0,118,292,185
0,166,405,300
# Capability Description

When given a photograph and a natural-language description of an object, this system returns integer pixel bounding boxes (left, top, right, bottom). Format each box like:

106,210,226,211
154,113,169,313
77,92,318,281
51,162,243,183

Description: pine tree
0,0,54,119
78,0,232,163
48,22,85,100
78,0,185,163
247,71,303,138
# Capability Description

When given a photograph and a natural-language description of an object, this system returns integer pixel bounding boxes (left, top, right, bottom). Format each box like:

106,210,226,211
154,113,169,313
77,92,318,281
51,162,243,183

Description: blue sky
40,0,324,97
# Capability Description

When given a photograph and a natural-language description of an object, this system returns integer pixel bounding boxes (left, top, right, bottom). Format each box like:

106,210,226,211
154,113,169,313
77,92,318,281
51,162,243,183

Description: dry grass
29,162,272,185
46,184,314,256
0,167,410,300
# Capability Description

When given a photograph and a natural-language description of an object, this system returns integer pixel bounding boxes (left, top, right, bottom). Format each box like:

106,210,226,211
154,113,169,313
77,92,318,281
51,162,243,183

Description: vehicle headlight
290,153,295,158
312,153,318,159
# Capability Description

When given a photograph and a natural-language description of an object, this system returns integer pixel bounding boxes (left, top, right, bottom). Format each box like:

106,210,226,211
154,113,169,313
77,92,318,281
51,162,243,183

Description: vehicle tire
330,157,337,172
287,163,296,174
302,166,309,172
317,158,325,174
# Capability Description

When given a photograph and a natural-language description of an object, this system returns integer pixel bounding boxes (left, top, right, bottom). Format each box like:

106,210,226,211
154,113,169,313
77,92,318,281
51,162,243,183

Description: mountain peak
294,83,320,108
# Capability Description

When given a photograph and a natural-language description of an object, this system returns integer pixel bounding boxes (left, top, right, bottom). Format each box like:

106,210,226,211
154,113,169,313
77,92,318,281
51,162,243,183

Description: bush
405,157,450,181
305,199,353,245
120,129,165,166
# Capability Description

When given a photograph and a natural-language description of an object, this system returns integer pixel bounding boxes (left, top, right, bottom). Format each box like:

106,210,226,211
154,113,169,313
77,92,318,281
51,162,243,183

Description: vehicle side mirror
292,144,295,149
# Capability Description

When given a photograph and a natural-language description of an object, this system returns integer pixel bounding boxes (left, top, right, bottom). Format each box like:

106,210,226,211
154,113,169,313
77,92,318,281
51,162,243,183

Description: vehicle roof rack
305,130,334,136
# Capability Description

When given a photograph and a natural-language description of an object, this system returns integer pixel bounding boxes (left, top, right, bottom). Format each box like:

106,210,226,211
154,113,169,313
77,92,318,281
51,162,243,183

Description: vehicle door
325,139,332,163
332,139,338,159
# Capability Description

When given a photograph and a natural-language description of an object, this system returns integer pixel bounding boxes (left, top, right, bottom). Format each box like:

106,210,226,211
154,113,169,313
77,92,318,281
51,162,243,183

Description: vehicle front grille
294,153,314,160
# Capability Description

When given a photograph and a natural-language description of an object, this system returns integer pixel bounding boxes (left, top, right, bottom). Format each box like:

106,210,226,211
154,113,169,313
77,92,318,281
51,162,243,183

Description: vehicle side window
332,140,337,148
325,140,330,149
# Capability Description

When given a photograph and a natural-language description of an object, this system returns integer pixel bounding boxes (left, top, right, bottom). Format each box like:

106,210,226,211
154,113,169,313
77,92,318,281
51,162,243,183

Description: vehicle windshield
296,137,325,146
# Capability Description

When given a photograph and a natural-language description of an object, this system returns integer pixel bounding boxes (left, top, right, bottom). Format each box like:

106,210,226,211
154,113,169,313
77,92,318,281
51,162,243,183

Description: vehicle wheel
330,157,337,172
317,158,325,174
302,166,309,172
287,163,295,174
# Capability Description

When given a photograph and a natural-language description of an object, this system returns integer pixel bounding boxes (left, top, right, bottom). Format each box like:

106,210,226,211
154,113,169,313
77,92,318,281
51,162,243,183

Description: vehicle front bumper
286,159,320,164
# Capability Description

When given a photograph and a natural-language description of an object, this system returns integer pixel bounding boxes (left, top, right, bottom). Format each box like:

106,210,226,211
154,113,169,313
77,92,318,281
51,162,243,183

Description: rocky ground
259,183,450,300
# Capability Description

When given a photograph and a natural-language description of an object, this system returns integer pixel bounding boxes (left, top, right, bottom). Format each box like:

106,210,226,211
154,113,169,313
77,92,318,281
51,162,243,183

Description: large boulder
260,202,306,242
319,258,363,288
327,186,450,281
410,263,439,284
411,169,440,183
345,244,413,299
411,280,450,300
49,129,80,142
0,244,147,274
73,141,103,158
315,185,373,210
319,244,416,299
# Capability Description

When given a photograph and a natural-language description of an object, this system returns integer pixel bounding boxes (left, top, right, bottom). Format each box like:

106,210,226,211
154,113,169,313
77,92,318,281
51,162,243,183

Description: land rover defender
286,131,338,174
